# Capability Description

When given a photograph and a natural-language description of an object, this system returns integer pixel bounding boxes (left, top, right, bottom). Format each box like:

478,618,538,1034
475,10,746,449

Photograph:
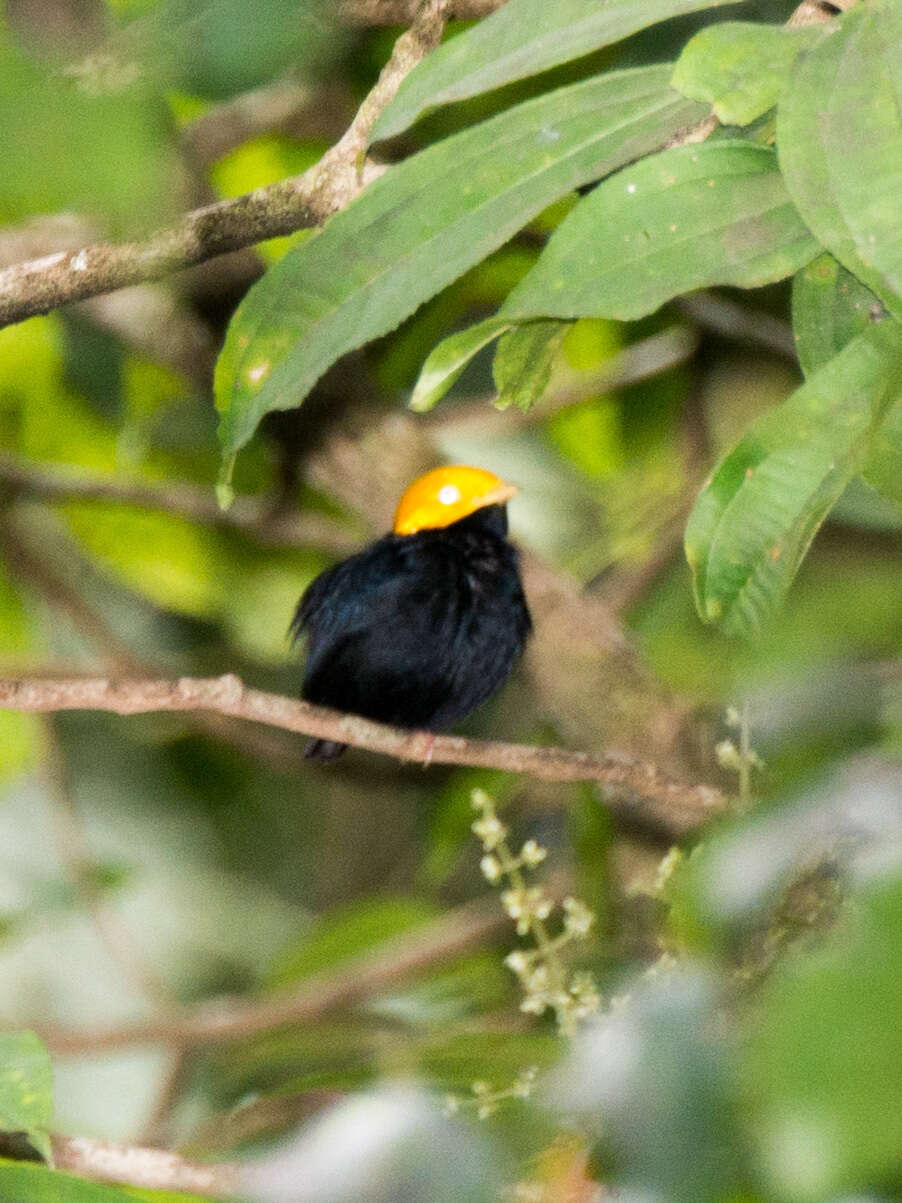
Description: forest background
0,0,900,1200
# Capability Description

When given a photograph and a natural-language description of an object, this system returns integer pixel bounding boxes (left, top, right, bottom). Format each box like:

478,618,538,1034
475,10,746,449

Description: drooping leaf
791,254,902,511
373,0,732,142
409,317,513,413
792,253,889,379
492,320,570,412
501,141,818,323
215,67,707,480
777,0,902,322
672,22,817,126
0,1033,53,1163
684,321,902,637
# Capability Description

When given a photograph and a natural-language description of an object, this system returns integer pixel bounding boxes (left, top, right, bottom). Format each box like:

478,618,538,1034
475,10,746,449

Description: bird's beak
479,481,519,507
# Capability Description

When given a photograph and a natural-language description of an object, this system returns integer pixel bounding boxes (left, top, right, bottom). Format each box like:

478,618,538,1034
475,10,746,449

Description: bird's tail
305,738,346,762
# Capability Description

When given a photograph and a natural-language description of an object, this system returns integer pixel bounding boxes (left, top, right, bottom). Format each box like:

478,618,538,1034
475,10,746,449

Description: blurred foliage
0,0,900,1201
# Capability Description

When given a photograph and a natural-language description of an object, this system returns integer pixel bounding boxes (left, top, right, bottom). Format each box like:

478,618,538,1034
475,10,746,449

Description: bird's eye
437,484,461,505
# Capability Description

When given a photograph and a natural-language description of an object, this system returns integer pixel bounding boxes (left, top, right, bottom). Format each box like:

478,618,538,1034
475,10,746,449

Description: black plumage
292,504,531,760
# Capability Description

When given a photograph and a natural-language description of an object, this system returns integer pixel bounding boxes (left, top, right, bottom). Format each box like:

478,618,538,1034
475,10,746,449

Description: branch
340,0,505,21
41,889,514,1053
50,1134,239,1197
0,451,359,555
0,0,452,329
0,675,725,836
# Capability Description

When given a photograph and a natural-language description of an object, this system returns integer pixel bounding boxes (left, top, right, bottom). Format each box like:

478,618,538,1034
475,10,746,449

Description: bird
292,465,532,761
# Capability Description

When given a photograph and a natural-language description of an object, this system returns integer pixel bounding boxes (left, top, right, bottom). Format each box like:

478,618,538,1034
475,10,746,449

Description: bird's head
392,465,518,536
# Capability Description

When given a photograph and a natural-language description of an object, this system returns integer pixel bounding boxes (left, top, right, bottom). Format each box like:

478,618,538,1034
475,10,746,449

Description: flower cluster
470,789,601,1037
716,702,764,807
445,1067,539,1120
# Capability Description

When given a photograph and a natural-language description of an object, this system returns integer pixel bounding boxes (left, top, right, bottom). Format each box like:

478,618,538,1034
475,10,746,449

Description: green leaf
684,322,902,637
373,0,731,142
0,1161,144,1202
266,897,438,990
492,320,570,412
672,23,817,126
792,252,889,379
501,142,819,323
409,317,512,413
777,0,902,322
744,873,902,1199
791,254,902,512
0,1033,53,1163
863,394,902,509
215,67,706,478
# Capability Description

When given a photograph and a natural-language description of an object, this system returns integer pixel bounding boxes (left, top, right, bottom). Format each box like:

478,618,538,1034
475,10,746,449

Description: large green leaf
777,0,902,322
373,0,731,141
684,322,902,637
792,253,889,379
744,873,902,1199
501,141,818,322
214,66,706,486
0,1033,53,1163
672,22,817,127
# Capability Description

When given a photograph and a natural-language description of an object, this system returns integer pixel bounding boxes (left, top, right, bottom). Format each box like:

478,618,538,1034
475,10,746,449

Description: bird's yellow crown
392,465,518,535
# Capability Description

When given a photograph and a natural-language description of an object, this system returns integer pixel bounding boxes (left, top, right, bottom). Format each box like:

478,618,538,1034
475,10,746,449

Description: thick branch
0,674,724,835
51,1134,239,1197
0,0,452,329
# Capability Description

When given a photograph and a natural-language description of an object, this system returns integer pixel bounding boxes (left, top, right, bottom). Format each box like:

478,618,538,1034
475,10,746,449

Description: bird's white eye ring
437,484,461,505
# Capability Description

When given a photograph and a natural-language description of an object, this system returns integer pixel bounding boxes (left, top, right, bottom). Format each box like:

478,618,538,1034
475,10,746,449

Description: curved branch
0,674,725,835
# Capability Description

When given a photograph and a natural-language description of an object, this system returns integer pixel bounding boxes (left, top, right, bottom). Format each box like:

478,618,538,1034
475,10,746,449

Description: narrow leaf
777,0,902,321
215,67,707,478
672,23,817,126
409,317,512,413
373,0,732,142
792,253,888,379
493,320,570,411
501,142,818,323
0,1032,53,1163
684,322,902,637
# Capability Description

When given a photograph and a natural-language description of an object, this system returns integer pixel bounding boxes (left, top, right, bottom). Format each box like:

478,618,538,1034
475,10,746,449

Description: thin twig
0,0,452,329
676,293,798,362
0,674,725,835
40,890,520,1053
